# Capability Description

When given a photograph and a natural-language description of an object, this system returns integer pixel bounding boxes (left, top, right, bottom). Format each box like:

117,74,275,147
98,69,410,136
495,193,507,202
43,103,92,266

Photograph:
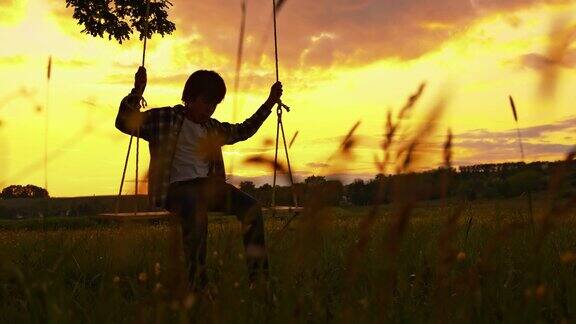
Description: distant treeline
0,196,151,219
1,160,574,218
241,160,576,207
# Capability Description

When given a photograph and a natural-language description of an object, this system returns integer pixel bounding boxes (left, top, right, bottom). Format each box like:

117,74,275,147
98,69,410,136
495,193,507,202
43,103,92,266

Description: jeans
166,177,269,290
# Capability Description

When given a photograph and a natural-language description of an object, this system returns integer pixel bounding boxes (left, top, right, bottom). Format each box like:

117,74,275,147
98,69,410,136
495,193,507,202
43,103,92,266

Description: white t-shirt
169,118,210,183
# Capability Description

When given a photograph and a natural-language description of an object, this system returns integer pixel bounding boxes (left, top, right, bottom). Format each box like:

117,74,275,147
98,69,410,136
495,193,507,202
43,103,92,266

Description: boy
116,66,283,291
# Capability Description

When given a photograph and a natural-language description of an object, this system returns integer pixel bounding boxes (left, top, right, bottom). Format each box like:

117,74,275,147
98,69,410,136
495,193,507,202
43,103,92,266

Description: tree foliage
65,0,176,43
1,185,49,199
246,160,575,207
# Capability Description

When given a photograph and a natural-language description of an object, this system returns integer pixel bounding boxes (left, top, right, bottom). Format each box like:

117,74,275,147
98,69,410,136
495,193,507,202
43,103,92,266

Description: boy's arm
218,82,283,145
115,90,153,141
115,67,153,141
218,103,274,145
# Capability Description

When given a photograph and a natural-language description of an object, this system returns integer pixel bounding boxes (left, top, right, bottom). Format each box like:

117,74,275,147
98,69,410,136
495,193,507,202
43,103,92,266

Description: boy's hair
182,70,226,104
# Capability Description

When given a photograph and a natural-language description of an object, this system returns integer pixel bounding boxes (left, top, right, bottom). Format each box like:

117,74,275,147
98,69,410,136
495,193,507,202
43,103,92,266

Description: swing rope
270,0,298,211
115,0,151,216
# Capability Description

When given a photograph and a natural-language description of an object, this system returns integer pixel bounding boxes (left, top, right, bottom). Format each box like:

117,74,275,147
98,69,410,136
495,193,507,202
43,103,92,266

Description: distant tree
255,184,273,207
374,173,387,182
323,180,344,205
304,175,327,186
260,184,272,191
1,185,49,199
367,173,391,204
346,179,369,205
65,0,176,44
240,181,256,193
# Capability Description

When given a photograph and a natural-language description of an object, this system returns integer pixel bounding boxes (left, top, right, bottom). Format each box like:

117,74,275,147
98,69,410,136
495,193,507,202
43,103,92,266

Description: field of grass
0,198,575,323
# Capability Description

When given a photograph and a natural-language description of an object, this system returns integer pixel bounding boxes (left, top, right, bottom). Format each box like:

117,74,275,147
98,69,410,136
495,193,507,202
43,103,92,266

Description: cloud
455,141,573,164
306,116,576,169
454,116,576,163
307,162,329,168
0,0,27,25
54,57,91,68
168,0,571,69
0,55,26,65
49,0,573,75
457,116,576,140
520,50,576,70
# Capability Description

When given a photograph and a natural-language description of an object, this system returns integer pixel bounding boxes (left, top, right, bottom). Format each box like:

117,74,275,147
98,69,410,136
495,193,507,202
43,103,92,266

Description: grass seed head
244,155,286,173
443,128,453,168
340,121,361,156
47,56,52,81
508,96,518,122
289,131,299,148
535,284,547,300
560,251,576,264
457,251,466,262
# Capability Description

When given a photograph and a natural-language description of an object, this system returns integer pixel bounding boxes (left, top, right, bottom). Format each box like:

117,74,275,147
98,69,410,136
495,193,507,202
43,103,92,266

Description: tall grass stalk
508,95,535,235
45,56,52,191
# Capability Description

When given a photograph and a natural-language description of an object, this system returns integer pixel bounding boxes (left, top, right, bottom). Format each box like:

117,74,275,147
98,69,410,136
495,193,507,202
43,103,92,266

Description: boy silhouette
116,66,282,291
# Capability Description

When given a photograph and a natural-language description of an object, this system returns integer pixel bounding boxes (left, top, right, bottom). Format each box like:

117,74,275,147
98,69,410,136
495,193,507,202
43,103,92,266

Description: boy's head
182,70,226,122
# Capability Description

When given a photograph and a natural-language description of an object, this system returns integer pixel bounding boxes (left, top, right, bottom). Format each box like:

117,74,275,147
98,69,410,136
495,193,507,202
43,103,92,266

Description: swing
99,0,303,221
265,0,303,219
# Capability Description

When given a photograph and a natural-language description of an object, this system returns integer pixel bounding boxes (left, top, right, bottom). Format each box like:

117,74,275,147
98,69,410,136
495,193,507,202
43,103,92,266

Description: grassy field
0,198,575,323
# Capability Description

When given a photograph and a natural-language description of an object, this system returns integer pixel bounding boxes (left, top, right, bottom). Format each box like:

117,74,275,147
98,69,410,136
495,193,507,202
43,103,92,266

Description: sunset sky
0,0,575,197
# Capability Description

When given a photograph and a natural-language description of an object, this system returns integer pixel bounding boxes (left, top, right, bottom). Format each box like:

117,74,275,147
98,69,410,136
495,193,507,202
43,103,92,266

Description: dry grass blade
139,169,149,195
443,128,453,168
508,95,518,122
275,0,288,13
0,88,37,112
396,96,447,172
383,109,395,152
373,153,384,173
288,131,299,149
398,82,426,120
508,96,525,160
244,155,287,174
326,121,362,163
382,83,427,168
228,0,248,181
537,150,576,248
567,147,576,161
263,137,274,147
340,121,361,153
47,56,52,81
508,96,534,232
232,0,247,119
537,17,576,99
435,202,467,312
440,128,453,202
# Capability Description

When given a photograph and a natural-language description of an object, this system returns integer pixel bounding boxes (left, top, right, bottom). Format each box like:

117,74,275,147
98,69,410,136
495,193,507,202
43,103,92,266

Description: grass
0,198,575,323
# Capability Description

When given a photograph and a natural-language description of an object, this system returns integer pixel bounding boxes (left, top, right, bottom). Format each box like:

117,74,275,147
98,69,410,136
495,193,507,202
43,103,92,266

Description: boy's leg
167,181,209,292
222,184,269,282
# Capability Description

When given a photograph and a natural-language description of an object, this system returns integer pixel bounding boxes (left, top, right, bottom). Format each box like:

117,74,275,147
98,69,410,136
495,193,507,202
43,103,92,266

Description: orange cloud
167,0,572,69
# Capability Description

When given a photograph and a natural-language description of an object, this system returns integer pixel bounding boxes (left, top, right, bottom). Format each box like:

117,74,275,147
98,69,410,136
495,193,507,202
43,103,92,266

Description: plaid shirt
116,89,273,208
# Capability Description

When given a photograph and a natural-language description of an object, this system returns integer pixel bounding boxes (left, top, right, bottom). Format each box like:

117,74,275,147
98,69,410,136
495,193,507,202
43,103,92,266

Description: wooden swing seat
93,211,172,221
262,206,304,213
94,206,303,221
